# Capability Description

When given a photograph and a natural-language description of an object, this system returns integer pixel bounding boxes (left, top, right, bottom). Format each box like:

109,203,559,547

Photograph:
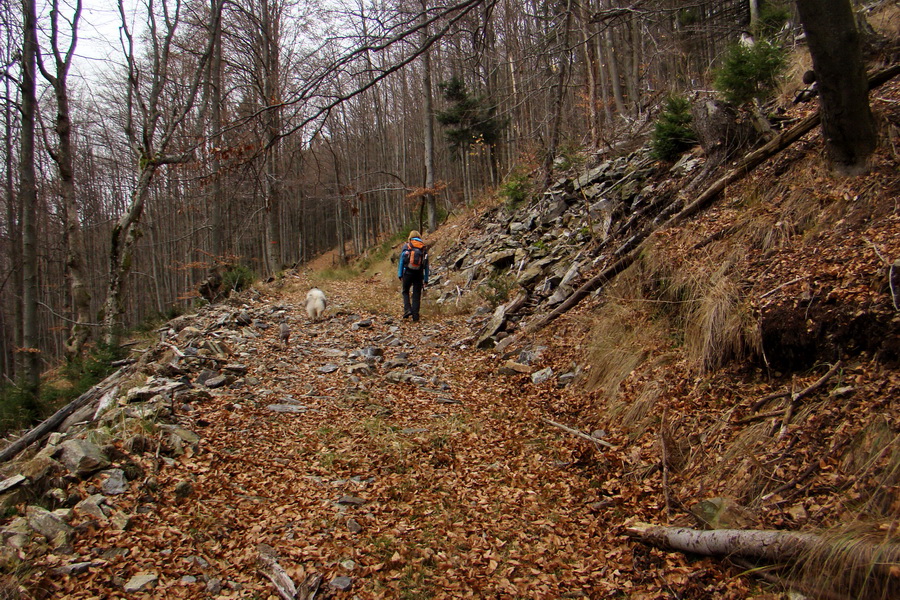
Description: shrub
713,39,788,105
222,264,255,292
500,170,532,210
477,272,517,308
651,95,698,161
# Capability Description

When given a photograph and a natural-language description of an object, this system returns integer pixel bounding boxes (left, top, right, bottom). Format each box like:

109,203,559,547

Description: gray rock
337,495,365,506
347,518,363,533
330,576,353,591
531,367,554,385
75,495,108,521
317,364,340,374
26,505,74,544
0,475,26,494
204,375,228,389
123,573,158,593
476,305,506,349
100,469,128,495
347,363,371,376
58,439,110,477
266,404,307,413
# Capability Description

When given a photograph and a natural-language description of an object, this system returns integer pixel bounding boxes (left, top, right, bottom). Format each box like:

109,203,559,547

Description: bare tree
100,0,223,346
36,0,91,361
20,0,41,402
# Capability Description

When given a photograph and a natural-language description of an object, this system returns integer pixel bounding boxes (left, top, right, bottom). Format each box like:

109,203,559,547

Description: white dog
305,288,327,320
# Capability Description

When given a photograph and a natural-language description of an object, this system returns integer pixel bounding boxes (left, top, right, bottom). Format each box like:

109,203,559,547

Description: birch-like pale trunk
102,0,222,346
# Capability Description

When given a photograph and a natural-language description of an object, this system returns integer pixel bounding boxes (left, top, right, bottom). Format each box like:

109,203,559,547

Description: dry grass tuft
841,419,900,518
685,274,761,372
791,522,900,600
583,300,657,398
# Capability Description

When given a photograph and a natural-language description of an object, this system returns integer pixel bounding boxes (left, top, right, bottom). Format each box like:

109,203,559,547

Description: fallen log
625,522,900,580
498,64,900,350
0,367,126,464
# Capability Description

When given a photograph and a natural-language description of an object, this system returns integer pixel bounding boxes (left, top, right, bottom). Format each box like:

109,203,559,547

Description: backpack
404,239,427,271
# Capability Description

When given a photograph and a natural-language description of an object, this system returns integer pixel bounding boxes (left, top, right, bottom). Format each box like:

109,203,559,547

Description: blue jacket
398,238,429,283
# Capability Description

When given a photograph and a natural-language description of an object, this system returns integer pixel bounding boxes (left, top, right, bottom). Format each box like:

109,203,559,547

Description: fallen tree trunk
498,64,900,350
0,367,125,464
625,522,900,578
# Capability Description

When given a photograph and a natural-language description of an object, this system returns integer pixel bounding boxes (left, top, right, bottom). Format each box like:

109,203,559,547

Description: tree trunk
20,0,41,402
38,0,91,361
542,0,573,188
421,0,437,233
3,49,22,380
209,0,225,260
795,0,876,175
102,166,155,347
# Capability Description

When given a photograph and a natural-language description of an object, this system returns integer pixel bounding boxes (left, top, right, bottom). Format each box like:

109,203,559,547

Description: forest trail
31,271,732,599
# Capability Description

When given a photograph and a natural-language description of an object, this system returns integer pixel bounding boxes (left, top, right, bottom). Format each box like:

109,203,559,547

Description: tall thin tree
37,0,91,360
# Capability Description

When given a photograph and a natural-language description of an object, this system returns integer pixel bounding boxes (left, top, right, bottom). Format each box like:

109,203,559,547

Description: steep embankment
2,78,899,599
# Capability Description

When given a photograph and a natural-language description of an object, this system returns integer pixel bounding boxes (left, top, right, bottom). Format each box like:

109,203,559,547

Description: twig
734,409,786,426
659,410,671,520
750,390,790,412
777,361,843,437
543,418,615,448
862,237,899,311
760,275,809,299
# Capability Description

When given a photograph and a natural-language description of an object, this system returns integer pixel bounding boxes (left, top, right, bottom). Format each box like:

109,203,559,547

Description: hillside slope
1,78,898,599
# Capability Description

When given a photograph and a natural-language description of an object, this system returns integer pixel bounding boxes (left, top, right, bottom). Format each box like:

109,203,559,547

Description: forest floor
24,260,761,599
19,77,900,600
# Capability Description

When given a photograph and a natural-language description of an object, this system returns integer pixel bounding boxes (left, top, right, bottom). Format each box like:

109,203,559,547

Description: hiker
398,230,429,322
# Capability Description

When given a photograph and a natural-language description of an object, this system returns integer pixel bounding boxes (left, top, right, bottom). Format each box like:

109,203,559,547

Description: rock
100,469,128,495
317,364,340,374
123,573,158,593
690,497,755,530
174,481,194,499
75,495,108,521
126,379,187,402
1,517,32,549
204,375,229,389
330,576,353,591
337,495,365,506
498,360,533,376
476,305,507,349
0,475,27,494
266,404,307,413
351,319,373,330
26,505,74,545
58,439,110,477
531,367,554,385
347,363,371,376
110,513,131,530
52,561,95,575
347,518,363,533
206,578,223,594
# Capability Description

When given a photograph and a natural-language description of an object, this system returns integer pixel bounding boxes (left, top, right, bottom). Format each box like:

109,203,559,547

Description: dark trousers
401,269,424,321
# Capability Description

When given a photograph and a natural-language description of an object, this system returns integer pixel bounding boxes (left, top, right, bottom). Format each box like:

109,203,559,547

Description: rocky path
17,275,741,599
